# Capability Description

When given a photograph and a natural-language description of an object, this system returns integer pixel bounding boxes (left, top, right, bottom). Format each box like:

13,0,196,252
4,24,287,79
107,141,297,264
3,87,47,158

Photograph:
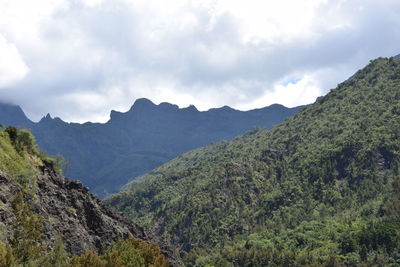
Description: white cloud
82,0,103,8
238,75,323,110
0,0,399,122
0,35,29,87
212,0,327,44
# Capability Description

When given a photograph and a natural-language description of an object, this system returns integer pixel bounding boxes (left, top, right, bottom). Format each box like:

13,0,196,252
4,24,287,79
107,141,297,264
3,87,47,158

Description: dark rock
0,169,177,265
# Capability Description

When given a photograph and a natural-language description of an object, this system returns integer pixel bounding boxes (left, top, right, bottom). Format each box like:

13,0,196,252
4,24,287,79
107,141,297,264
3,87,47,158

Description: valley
0,56,399,266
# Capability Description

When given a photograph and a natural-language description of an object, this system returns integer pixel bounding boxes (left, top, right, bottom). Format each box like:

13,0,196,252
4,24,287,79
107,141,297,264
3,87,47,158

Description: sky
0,0,399,123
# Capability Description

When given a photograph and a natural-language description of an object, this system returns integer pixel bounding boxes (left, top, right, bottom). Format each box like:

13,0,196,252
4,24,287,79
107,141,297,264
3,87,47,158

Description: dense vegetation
0,100,303,197
107,57,400,266
0,127,168,267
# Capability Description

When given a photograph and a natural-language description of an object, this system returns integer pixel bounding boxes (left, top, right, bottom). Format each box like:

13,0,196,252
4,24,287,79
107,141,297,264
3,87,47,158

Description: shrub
103,236,169,267
8,191,46,265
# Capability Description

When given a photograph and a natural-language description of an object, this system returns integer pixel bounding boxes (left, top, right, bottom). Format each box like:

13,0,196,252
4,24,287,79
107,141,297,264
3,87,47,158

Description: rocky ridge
0,164,174,261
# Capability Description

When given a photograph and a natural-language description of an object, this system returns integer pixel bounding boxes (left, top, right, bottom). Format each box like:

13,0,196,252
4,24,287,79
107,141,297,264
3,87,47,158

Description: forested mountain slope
0,100,303,197
106,57,400,266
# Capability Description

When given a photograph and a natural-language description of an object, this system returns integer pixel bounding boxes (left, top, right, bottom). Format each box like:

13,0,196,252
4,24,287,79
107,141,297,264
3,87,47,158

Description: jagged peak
39,113,53,123
394,54,400,59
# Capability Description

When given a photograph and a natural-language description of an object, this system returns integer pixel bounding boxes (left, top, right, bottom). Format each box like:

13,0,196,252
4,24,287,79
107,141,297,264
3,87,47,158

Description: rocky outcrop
0,166,157,256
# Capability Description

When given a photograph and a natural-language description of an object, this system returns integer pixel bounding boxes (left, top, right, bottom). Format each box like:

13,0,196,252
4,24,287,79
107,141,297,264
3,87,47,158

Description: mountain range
0,99,304,197
106,56,400,265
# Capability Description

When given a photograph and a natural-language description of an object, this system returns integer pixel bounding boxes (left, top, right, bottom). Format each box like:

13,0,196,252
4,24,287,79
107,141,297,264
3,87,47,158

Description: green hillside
106,57,400,266
0,126,45,189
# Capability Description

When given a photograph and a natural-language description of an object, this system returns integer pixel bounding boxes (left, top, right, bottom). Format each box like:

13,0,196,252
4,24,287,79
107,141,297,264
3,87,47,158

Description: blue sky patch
282,77,301,86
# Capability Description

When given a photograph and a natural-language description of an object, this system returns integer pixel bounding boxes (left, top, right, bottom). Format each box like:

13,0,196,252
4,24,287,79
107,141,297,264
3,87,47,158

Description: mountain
0,127,174,266
0,103,33,128
106,56,400,266
0,100,304,197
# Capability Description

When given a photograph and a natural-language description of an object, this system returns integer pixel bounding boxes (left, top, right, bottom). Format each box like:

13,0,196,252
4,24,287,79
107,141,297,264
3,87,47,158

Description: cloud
0,0,399,122
0,35,29,87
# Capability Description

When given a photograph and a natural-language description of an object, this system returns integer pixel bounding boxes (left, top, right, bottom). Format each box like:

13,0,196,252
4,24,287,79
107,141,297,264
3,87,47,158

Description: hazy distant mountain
0,103,34,128
0,99,304,197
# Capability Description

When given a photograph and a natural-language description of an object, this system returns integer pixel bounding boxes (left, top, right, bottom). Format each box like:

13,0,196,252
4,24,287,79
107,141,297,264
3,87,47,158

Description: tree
8,191,46,265
69,251,105,267
5,126,18,145
0,242,14,267
386,179,400,221
42,237,69,267
52,154,69,175
16,129,38,154
103,236,169,267
4,127,38,154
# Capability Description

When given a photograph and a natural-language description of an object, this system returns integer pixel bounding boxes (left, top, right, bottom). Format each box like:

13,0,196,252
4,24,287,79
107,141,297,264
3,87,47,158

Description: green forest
106,57,400,266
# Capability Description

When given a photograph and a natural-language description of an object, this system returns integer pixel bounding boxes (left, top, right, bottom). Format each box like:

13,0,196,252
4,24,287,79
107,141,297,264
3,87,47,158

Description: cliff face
0,165,147,255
